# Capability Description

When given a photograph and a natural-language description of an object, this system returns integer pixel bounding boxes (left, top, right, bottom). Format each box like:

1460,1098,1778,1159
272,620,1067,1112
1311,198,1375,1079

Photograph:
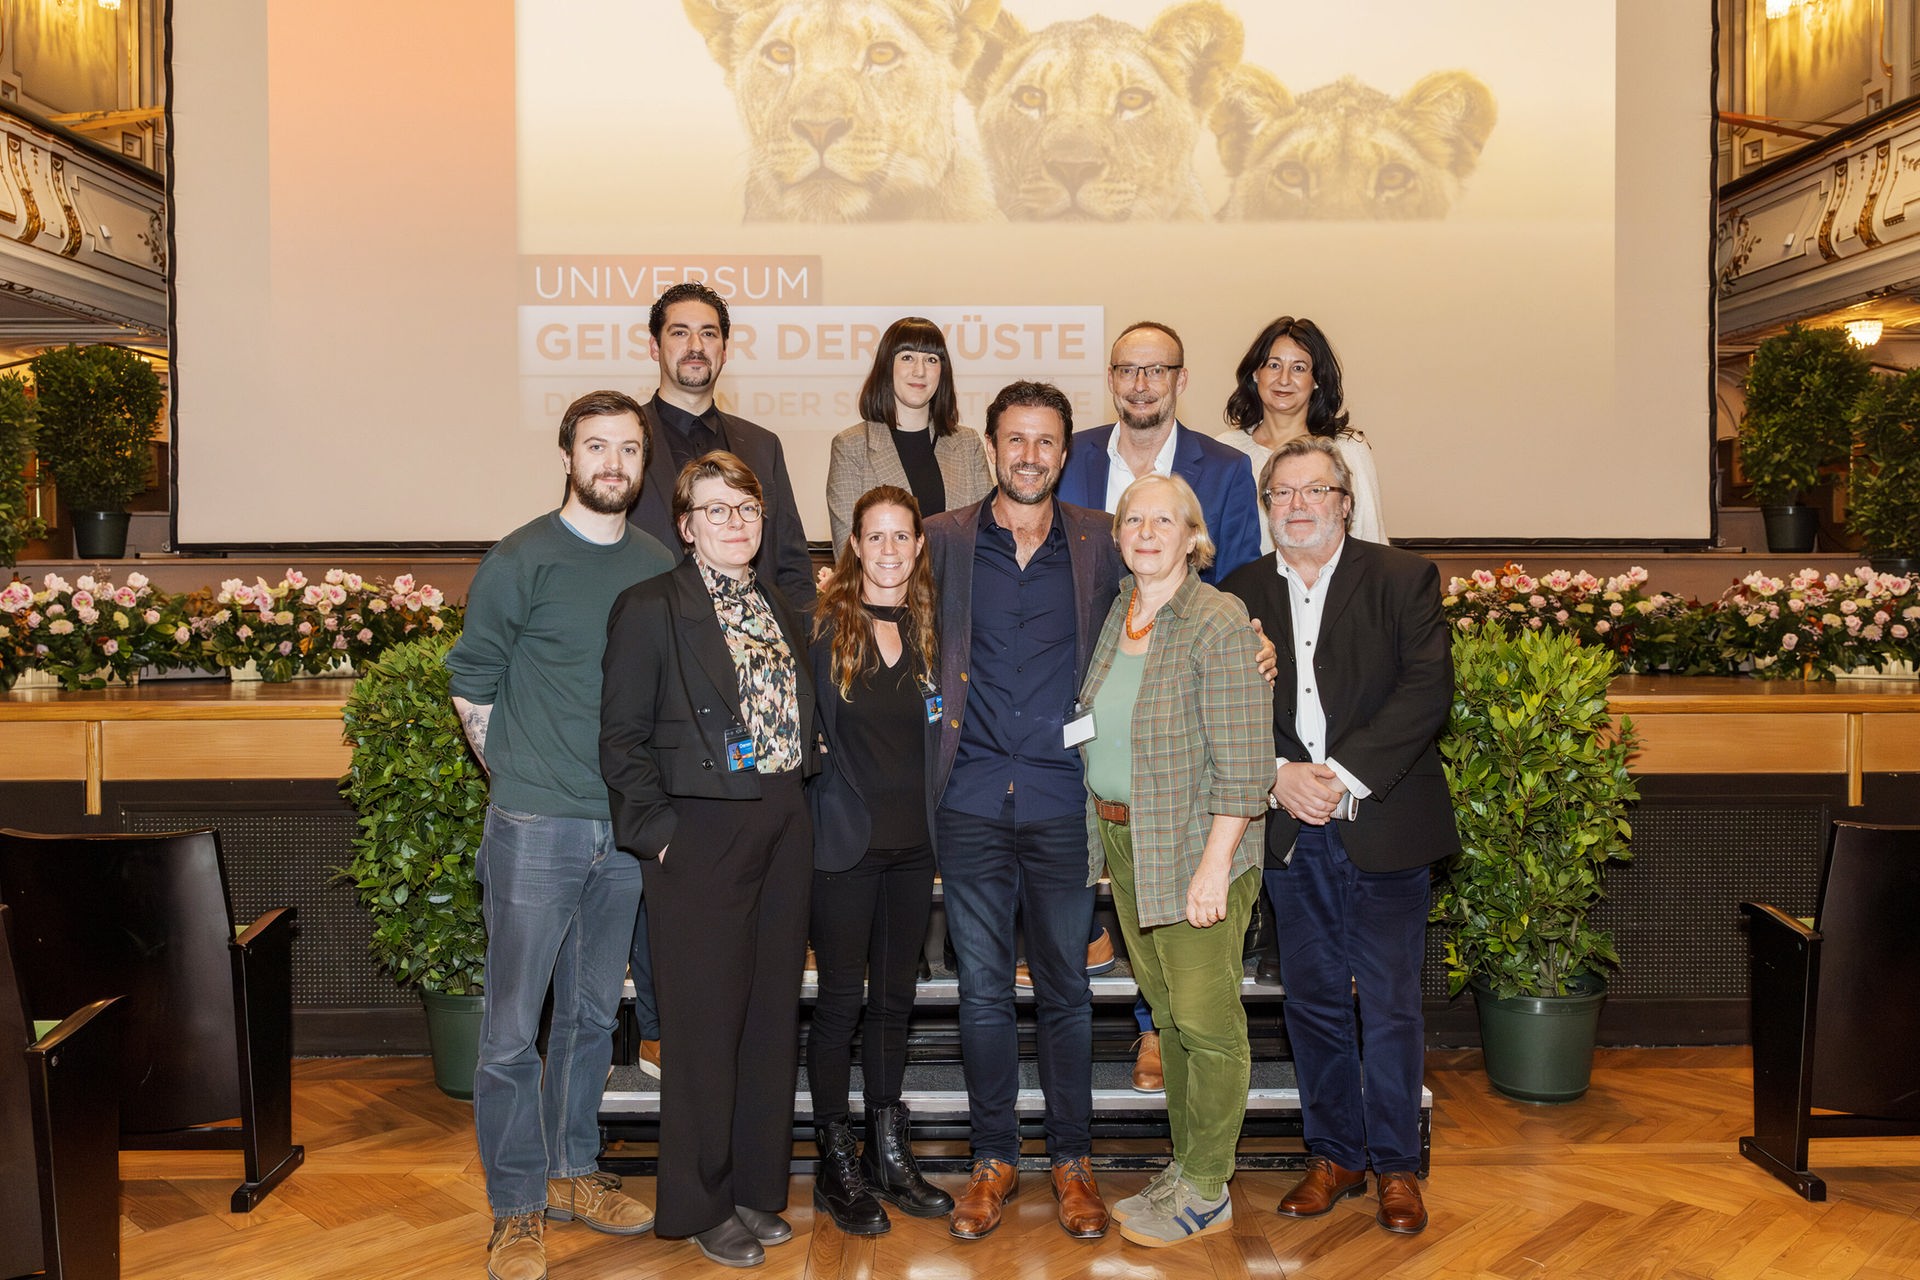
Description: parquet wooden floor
118,1047,1920,1279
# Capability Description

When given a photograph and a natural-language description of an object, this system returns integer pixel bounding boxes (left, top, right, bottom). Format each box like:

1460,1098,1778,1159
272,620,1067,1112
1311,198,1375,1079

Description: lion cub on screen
1212,65,1497,220
680,0,1002,222
965,1,1242,222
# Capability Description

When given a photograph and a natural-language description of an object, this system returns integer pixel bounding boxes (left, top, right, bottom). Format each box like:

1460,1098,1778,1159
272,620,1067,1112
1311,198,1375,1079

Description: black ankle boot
814,1119,890,1235
862,1102,954,1217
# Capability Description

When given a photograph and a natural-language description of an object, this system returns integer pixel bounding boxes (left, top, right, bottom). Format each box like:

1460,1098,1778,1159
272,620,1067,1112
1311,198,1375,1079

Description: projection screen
169,1,1712,548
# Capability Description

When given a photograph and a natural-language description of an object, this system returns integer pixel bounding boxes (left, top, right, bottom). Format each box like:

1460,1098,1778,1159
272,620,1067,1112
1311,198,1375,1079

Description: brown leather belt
1095,798,1131,825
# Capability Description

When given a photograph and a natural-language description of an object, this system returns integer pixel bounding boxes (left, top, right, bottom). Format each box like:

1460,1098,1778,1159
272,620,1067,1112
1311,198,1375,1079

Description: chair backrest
0,828,242,1134
1811,821,1920,1119
0,902,47,1278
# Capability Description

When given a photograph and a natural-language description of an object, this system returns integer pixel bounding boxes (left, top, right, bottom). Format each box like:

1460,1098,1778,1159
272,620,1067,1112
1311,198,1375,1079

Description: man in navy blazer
1056,320,1261,585
923,381,1121,1244
1221,436,1460,1238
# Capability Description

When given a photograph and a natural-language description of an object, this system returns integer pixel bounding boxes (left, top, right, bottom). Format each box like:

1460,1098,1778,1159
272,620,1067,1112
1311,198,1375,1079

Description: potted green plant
1848,367,1920,576
27,345,164,559
1433,621,1639,1102
0,374,43,568
340,630,488,1099
1738,324,1873,554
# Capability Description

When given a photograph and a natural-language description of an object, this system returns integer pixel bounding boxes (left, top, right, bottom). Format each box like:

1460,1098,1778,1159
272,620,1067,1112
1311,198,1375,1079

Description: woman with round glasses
1219,317,1385,551
601,450,818,1269
825,317,993,549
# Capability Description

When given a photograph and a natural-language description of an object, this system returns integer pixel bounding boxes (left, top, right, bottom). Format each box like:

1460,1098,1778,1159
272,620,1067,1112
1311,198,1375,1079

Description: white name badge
1063,709,1096,748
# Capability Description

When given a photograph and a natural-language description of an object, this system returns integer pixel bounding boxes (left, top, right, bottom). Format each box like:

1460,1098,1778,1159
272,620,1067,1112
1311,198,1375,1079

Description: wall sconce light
1766,0,1791,16
98,0,122,9
1846,319,1884,347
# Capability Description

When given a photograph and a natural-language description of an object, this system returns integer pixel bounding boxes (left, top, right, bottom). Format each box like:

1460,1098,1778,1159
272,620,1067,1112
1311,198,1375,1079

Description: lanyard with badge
918,672,943,725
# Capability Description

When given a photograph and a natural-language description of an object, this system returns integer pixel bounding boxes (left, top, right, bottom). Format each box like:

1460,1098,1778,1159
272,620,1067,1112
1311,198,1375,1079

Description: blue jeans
1266,821,1430,1173
937,798,1094,1163
474,805,643,1217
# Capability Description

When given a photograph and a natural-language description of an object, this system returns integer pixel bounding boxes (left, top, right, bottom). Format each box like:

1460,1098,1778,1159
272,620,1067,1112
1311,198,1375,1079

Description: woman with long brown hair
805,484,954,1235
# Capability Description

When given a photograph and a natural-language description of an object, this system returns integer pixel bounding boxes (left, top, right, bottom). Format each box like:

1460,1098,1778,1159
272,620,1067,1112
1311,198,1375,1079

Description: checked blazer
1077,571,1273,927
823,421,994,549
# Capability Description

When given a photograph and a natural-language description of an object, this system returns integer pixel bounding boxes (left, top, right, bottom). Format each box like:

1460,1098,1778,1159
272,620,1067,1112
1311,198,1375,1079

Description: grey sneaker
1116,1176,1232,1249
1110,1160,1182,1224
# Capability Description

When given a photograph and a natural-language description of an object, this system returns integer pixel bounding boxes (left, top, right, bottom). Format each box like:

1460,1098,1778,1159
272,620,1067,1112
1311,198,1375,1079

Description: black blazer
628,396,818,613
1220,537,1461,874
600,559,819,861
806,619,941,873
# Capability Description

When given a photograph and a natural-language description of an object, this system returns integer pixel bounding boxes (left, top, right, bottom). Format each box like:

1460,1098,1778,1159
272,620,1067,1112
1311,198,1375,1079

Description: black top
834,603,930,849
890,427,946,518
651,394,725,472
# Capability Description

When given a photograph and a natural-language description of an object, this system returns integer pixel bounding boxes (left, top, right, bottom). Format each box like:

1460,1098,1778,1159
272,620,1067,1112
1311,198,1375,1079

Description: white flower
48,619,73,635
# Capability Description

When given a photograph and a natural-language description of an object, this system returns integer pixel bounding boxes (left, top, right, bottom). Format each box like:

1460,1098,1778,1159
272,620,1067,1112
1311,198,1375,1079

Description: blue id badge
920,675,943,724
723,724,757,772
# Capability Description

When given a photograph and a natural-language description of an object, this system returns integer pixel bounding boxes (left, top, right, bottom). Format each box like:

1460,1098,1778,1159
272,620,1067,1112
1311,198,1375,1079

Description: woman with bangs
804,484,955,1236
825,317,994,549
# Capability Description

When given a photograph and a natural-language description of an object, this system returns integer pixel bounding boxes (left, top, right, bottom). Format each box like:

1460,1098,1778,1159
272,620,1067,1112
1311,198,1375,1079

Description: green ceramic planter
420,989,485,1101
1470,973,1607,1104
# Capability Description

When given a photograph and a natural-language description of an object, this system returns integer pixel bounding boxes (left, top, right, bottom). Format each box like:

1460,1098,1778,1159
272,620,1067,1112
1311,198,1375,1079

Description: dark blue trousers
1265,820,1431,1173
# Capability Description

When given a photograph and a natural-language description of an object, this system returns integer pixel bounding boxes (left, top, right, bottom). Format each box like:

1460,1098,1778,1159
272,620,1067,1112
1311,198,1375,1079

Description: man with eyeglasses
1055,320,1264,1091
1220,436,1460,1238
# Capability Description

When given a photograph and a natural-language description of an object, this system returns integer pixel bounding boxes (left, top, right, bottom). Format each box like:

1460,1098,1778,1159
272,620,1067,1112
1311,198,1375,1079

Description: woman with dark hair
804,483,955,1235
825,316,993,548
601,450,817,1269
1219,316,1385,550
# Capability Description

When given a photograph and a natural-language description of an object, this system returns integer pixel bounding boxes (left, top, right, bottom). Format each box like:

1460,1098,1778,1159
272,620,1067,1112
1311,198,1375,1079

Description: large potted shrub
1738,324,1872,554
0,374,42,567
27,344,164,559
340,631,488,1099
1434,622,1639,1102
1849,367,1920,575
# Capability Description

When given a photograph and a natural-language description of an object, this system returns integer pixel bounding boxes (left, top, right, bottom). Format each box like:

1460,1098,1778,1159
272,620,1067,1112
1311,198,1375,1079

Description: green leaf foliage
0,374,42,566
1738,324,1871,505
28,344,163,512
1850,369,1920,559
1433,622,1639,1000
339,632,487,994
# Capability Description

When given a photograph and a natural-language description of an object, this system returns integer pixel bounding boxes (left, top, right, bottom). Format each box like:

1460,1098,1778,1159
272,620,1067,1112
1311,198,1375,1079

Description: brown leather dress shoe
1375,1171,1428,1234
1275,1155,1367,1218
1051,1157,1110,1239
948,1159,1019,1240
1131,1032,1164,1093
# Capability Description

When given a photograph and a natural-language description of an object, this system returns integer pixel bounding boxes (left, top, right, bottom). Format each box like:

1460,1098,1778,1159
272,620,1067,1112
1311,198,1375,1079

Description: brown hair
813,485,939,698
672,450,764,547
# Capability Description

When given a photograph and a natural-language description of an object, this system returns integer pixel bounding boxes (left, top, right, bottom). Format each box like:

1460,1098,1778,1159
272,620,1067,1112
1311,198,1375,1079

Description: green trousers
1102,818,1260,1198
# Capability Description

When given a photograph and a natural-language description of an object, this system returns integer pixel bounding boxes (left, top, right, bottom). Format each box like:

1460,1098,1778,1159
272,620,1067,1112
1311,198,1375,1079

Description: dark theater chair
1,902,120,1280
0,828,303,1213
1741,821,1920,1201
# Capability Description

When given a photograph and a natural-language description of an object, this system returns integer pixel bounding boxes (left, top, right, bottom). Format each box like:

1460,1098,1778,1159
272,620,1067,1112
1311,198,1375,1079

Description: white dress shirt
1103,424,1181,513
1275,541,1371,810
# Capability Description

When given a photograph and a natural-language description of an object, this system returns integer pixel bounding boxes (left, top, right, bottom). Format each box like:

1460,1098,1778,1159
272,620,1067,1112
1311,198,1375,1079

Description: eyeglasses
1263,484,1348,506
1109,363,1181,384
697,500,764,525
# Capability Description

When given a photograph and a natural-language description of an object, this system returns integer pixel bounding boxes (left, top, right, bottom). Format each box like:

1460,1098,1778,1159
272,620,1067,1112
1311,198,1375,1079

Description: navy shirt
944,499,1086,822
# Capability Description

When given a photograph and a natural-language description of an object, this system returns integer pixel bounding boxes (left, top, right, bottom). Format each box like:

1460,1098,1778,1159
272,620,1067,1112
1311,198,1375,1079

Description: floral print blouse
697,560,803,773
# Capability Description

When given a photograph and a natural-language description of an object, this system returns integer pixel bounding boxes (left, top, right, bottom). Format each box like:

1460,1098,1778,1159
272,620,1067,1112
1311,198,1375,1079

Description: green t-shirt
445,511,675,819
1083,647,1146,807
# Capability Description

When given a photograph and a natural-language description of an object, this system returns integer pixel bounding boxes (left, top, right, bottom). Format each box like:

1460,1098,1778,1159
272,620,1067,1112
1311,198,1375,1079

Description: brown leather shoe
1276,1155,1367,1218
1131,1031,1164,1093
948,1159,1019,1240
1051,1157,1110,1239
637,1038,662,1079
1016,929,1117,988
1375,1171,1428,1234
486,1211,546,1280
546,1172,654,1235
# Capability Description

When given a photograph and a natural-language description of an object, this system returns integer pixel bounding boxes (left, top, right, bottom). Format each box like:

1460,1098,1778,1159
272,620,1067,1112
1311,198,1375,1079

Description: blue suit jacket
1055,422,1261,585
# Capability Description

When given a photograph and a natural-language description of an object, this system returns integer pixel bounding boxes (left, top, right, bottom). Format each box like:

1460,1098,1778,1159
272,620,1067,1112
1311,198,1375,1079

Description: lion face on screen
680,0,1002,223
965,2,1242,222
1212,68,1497,220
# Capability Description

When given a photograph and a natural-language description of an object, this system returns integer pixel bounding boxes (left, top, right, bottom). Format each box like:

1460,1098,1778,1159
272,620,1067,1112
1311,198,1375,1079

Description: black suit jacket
806,620,941,872
628,395,818,612
1221,538,1460,873
923,494,1123,797
600,559,818,861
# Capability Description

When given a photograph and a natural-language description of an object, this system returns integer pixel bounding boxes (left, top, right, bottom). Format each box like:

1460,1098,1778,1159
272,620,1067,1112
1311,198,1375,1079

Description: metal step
622,966,1285,1006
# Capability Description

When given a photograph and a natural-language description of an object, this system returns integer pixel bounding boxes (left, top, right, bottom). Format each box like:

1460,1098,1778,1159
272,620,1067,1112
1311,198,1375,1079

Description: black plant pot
1760,504,1819,555
1471,972,1607,1103
1867,556,1920,577
69,510,131,559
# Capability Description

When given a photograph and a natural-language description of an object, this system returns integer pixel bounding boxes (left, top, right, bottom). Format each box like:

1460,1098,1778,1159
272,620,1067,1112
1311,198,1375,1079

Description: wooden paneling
1627,713,1849,774
101,721,351,780
0,722,86,780
1864,712,1920,772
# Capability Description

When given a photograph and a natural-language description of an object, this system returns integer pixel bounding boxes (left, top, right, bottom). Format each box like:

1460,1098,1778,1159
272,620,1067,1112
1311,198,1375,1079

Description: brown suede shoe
1375,1171,1428,1234
1130,1031,1164,1093
546,1172,654,1235
487,1211,545,1280
1051,1157,1110,1239
948,1159,1019,1240
1275,1155,1367,1218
